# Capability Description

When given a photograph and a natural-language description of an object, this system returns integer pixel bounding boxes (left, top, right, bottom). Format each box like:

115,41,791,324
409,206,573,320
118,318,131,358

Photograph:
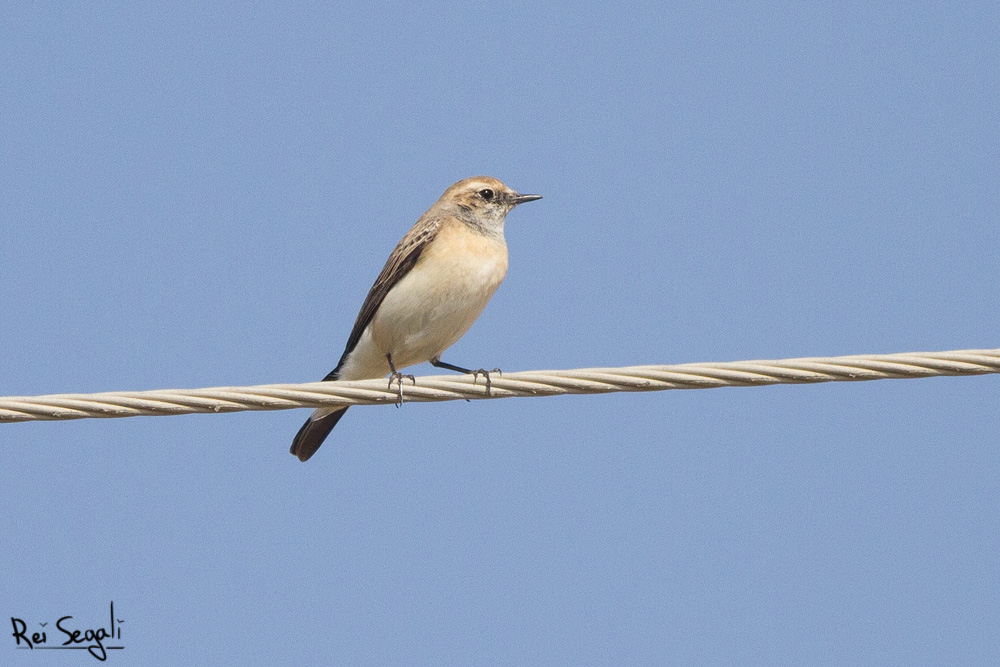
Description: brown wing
324,218,442,380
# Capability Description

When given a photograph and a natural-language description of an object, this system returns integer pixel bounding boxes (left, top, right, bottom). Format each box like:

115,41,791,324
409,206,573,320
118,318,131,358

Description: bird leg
386,353,415,408
430,357,501,396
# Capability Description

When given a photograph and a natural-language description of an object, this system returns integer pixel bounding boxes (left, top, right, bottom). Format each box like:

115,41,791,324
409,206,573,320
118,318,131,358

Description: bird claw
471,368,502,397
388,372,416,407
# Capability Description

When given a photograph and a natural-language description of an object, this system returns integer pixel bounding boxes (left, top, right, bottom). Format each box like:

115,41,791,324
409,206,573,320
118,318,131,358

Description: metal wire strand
1,348,997,423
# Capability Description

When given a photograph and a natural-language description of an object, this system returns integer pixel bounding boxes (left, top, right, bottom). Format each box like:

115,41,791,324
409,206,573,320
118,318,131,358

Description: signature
10,601,123,661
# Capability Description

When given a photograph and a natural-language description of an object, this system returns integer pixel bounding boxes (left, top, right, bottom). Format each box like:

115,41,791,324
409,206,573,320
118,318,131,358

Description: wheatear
290,176,541,461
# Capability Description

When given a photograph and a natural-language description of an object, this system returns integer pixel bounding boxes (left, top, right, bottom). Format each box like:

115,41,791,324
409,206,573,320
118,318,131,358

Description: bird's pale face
447,177,519,216
438,176,541,231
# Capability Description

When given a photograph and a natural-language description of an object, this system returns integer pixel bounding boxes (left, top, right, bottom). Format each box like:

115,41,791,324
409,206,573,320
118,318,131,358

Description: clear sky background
2,2,998,665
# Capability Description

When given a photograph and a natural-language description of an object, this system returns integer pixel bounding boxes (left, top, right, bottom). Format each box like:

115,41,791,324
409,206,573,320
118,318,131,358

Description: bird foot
388,372,416,407
471,368,502,396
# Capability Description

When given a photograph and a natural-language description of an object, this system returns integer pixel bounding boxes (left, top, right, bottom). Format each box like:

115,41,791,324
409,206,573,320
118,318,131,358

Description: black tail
289,407,349,462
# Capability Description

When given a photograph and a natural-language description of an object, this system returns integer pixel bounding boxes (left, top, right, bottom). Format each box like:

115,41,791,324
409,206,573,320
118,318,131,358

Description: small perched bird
290,176,542,461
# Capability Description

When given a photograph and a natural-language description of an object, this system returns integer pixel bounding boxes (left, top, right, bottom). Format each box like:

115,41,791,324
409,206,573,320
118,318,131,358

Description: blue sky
2,2,998,665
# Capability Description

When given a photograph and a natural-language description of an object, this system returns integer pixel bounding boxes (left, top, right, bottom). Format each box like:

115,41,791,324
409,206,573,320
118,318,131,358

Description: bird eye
478,189,495,201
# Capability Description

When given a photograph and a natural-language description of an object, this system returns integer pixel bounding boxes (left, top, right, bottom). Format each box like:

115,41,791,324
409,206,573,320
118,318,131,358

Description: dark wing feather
324,218,442,380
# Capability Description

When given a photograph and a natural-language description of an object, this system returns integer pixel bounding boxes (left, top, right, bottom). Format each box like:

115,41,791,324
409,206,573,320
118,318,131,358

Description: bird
290,176,542,461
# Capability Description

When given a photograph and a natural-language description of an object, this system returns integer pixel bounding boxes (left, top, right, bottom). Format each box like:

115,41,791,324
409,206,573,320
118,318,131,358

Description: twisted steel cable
1,348,997,424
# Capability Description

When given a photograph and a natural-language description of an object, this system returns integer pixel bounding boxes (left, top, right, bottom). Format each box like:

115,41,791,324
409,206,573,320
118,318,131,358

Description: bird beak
511,193,542,205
